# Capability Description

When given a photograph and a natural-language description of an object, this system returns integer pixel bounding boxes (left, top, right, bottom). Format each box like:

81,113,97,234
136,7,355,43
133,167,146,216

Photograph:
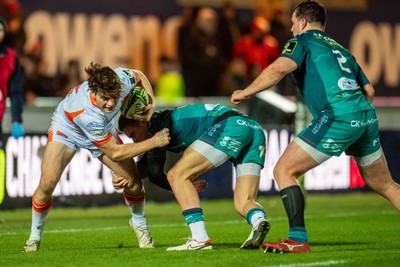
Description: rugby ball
120,86,149,119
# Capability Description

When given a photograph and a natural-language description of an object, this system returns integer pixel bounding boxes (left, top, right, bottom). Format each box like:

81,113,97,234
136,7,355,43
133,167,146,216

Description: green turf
1,192,399,267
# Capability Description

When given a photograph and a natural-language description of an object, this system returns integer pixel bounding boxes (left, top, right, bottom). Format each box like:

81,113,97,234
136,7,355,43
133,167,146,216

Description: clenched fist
152,128,170,148
231,89,250,105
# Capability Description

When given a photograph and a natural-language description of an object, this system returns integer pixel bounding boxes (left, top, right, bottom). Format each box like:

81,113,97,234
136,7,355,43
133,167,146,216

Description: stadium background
1,0,399,209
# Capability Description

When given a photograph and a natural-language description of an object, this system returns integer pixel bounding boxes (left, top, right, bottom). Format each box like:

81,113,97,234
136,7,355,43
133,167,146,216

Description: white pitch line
260,259,350,267
1,209,396,237
0,219,254,236
0,217,289,236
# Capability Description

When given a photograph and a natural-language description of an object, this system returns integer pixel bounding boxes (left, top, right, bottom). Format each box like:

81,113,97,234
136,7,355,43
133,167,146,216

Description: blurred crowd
1,0,295,105
171,1,294,101
0,0,82,105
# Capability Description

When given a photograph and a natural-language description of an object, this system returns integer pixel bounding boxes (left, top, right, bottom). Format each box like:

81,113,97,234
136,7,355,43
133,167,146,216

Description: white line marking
1,209,396,237
261,260,350,267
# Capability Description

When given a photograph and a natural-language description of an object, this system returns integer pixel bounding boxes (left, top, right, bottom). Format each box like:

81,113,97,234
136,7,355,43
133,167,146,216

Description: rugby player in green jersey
115,103,270,250
231,1,400,253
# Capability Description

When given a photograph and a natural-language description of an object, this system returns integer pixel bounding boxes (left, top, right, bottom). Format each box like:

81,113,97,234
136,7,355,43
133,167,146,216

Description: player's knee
273,163,299,182
166,167,186,186
166,169,177,185
273,164,285,183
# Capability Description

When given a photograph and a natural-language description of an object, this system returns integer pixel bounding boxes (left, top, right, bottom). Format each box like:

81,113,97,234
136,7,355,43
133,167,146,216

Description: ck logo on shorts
350,118,377,128
236,119,262,129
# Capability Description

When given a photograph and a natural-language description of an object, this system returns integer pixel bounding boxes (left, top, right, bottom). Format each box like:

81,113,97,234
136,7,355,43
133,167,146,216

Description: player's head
85,62,122,112
291,1,326,36
85,62,122,99
118,115,149,142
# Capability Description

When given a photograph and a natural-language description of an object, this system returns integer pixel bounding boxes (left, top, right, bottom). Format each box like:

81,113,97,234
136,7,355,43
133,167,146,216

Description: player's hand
231,90,250,105
11,122,25,138
112,173,129,190
192,179,208,193
152,128,170,148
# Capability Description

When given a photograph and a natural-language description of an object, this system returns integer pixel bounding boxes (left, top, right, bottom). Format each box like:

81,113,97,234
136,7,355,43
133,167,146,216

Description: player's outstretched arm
98,129,170,162
231,57,297,104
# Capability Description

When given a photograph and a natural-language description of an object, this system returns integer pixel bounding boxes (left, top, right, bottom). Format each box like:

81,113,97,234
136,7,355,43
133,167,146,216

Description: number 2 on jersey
332,49,351,74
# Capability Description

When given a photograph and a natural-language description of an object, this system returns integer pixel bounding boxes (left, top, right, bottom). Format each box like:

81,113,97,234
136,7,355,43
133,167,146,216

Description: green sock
288,227,308,243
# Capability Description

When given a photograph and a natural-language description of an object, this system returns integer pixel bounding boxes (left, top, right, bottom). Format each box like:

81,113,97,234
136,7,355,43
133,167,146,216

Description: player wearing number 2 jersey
23,62,170,252
231,0,400,254
283,29,374,117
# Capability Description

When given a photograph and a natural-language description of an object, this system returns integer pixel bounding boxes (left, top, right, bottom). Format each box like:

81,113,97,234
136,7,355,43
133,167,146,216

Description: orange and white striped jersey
48,68,139,157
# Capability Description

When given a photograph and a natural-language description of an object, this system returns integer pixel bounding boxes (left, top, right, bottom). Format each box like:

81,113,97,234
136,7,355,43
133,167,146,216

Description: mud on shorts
296,109,382,166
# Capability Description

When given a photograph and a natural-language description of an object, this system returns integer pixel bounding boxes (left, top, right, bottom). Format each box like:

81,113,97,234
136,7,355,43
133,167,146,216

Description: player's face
122,122,148,142
95,92,118,113
290,11,303,37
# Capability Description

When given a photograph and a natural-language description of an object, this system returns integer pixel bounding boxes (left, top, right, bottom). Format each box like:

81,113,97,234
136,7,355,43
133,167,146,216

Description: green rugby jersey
149,103,237,152
281,30,374,117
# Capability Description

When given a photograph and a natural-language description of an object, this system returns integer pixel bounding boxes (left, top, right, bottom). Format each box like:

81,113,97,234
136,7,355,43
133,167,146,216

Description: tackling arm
231,57,297,104
98,129,170,162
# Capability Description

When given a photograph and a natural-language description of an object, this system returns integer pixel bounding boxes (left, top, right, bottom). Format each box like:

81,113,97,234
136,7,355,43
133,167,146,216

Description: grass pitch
1,192,399,267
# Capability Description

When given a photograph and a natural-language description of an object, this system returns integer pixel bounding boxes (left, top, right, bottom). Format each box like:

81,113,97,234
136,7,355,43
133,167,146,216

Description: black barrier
2,129,399,210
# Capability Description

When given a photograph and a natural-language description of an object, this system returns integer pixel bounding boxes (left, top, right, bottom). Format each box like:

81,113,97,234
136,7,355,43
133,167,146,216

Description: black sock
280,185,305,228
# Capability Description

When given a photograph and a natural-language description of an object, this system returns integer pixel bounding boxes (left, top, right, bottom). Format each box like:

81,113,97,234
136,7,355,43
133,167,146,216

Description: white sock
29,209,49,240
124,191,147,230
250,211,265,227
128,203,147,230
189,221,209,242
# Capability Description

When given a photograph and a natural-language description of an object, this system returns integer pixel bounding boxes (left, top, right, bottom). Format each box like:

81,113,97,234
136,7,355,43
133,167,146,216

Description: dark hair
118,115,141,132
84,62,122,99
294,1,326,27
